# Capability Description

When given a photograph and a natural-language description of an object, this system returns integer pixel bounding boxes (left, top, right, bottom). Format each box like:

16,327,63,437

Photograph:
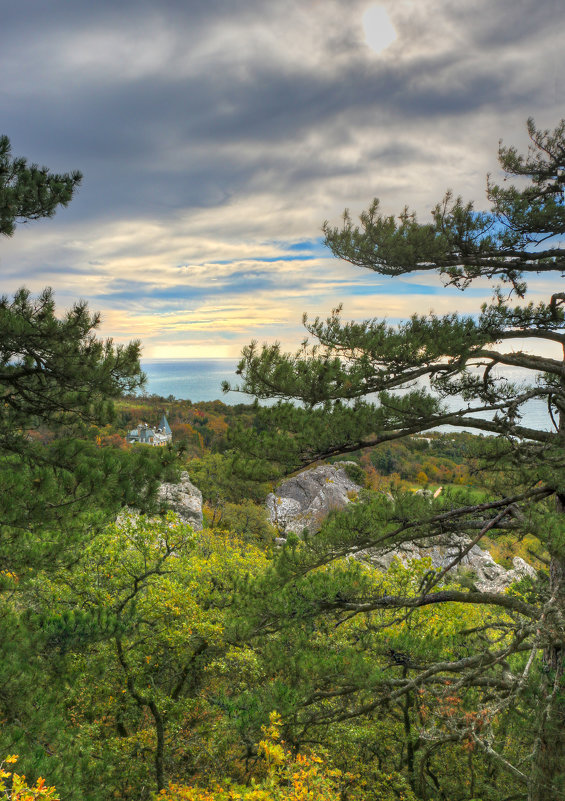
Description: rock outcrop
266,463,362,536
157,471,203,530
267,465,536,593
360,540,537,593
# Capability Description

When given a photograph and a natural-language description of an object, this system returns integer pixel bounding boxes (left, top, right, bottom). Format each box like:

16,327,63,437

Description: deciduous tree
0,140,174,796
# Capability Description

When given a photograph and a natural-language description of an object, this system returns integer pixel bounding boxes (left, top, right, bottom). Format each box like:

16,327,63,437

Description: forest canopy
1,122,565,801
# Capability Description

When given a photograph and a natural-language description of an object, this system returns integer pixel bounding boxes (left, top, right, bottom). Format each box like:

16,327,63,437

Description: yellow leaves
159,710,352,801
258,739,285,767
205,646,262,683
0,757,59,801
264,710,282,740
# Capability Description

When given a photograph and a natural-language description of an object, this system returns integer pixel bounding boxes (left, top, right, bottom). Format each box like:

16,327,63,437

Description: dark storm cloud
3,0,558,183
0,59,519,223
0,0,263,41
1,0,562,354
449,0,561,48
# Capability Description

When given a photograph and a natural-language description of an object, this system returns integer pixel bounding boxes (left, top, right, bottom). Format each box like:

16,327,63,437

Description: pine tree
0,138,172,574
226,118,565,800
0,286,174,574
0,134,81,236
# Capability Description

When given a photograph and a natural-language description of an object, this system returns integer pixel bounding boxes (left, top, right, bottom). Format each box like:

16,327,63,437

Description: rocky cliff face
267,465,536,593
157,471,203,530
266,463,362,536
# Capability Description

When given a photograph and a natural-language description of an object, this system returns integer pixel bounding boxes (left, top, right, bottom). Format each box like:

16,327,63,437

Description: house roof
159,414,172,435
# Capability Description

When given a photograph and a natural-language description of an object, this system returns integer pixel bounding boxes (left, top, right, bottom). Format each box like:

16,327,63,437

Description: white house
127,414,173,446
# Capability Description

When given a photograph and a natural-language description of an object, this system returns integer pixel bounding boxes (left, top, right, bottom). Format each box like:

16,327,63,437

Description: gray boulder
157,471,203,530
266,463,362,536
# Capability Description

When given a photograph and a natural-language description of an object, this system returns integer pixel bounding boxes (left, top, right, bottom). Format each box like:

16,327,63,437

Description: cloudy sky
1,0,563,358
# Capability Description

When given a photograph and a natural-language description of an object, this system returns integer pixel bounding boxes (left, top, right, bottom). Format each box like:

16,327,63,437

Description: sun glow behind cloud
362,4,397,53
1,0,562,360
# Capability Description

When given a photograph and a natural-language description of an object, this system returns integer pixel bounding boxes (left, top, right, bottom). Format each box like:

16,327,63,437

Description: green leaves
0,287,177,576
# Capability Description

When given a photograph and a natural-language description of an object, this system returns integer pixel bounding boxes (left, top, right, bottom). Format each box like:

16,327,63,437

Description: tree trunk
529,550,565,801
528,434,565,801
401,664,416,791
149,699,165,793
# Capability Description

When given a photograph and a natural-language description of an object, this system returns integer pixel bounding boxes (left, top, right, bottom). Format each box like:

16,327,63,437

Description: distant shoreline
138,359,552,432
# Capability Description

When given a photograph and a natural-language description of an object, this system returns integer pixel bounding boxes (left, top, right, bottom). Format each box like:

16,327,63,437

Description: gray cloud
1,0,563,354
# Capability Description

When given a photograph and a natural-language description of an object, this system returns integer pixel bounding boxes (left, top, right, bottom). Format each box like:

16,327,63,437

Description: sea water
140,359,553,431
141,359,246,404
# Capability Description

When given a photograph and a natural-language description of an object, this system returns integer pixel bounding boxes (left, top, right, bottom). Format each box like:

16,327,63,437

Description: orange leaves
157,710,418,800
0,756,59,801
159,710,346,801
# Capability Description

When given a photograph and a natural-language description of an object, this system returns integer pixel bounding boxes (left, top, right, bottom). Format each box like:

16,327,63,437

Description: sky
1,0,564,359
